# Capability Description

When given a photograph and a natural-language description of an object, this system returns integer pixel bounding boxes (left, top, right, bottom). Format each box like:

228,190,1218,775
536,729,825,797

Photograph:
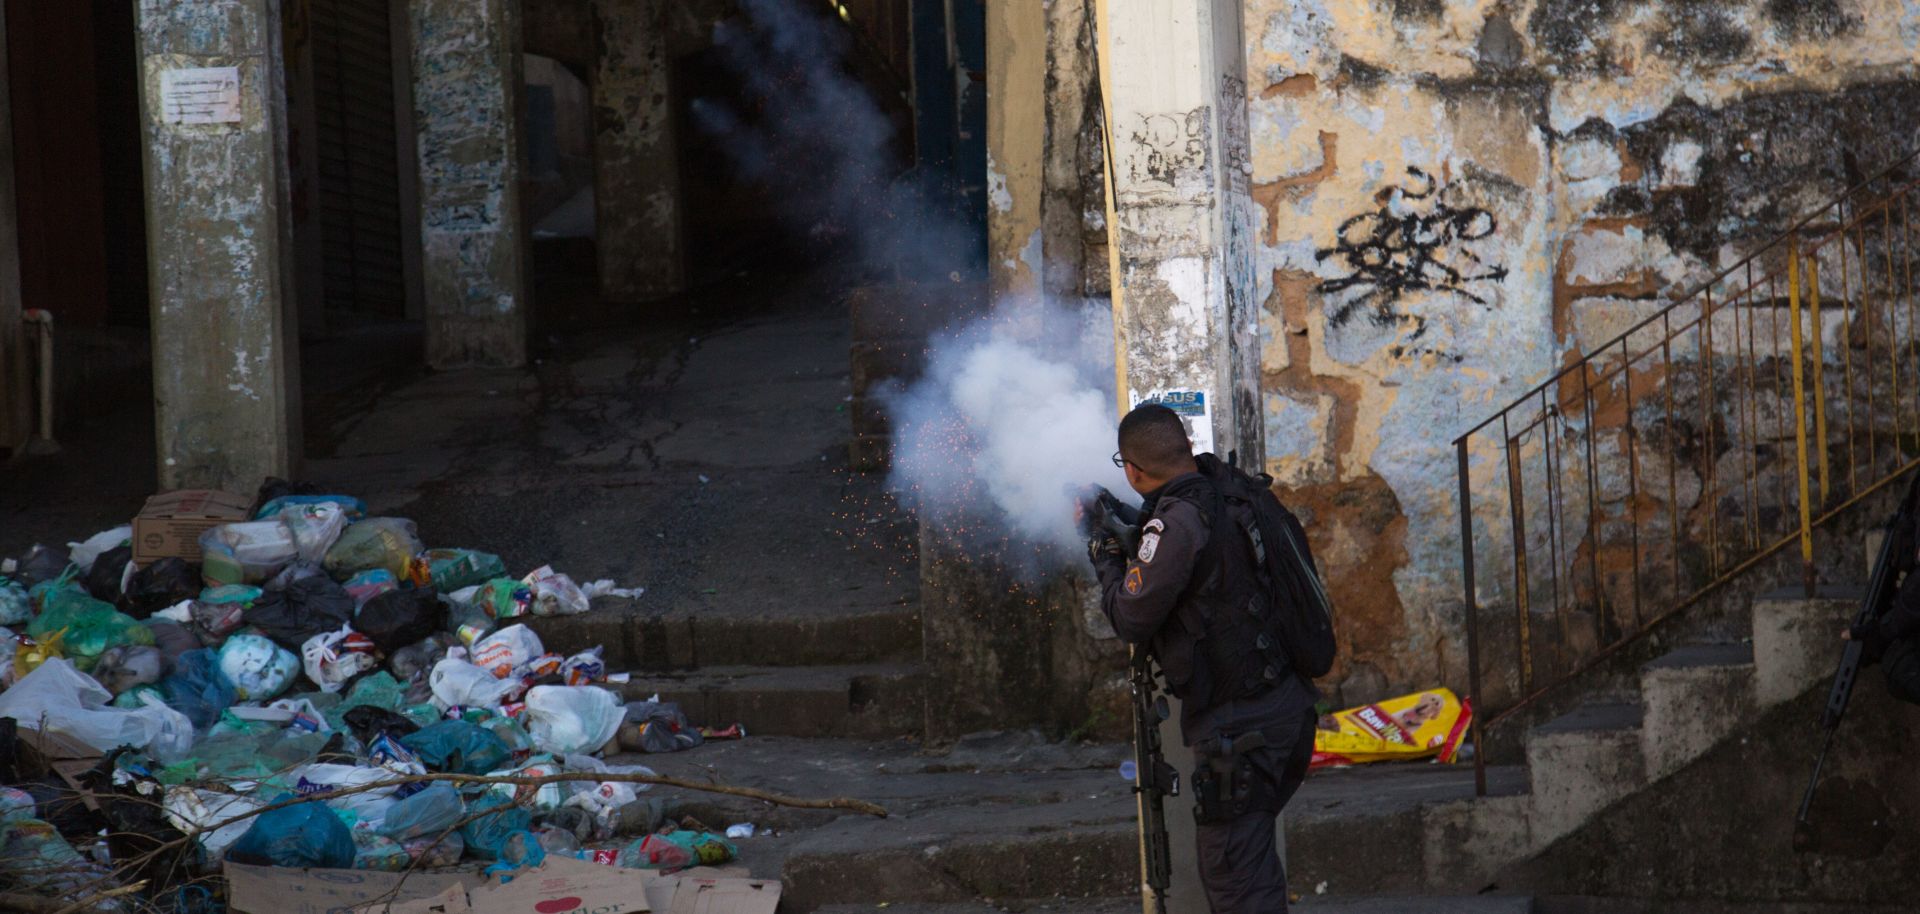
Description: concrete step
1297,897,1534,913
1750,587,1859,706
614,735,1138,912
1288,763,1528,897
617,664,925,739
1524,702,1645,846
527,602,922,671
1638,643,1755,779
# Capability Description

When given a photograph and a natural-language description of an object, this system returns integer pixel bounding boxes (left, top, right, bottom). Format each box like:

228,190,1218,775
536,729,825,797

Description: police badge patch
1137,518,1165,563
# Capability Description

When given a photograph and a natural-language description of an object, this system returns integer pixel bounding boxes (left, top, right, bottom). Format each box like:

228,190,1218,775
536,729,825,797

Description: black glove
1088,531,1127,567
1851,618,1892,660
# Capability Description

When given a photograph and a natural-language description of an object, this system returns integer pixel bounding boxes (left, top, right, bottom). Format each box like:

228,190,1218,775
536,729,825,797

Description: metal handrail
1454,148,1920,796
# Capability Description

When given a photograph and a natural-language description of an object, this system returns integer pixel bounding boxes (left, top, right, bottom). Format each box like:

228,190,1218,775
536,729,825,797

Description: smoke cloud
700,0,1125,563
883,298,1130,560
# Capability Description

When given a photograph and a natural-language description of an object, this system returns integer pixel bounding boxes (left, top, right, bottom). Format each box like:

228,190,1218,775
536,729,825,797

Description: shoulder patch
1124,566,1143,595
1137,530,1161,564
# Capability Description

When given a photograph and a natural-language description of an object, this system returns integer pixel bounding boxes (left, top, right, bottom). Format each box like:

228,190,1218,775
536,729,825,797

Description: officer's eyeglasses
1111,451,1129,469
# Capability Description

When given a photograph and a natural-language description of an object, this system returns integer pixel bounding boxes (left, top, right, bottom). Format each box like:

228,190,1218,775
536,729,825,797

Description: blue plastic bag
160,649,239,731
401,720,511,775
460,793,534,862
376,784,464,840
224,797,356,869
255,494,367,521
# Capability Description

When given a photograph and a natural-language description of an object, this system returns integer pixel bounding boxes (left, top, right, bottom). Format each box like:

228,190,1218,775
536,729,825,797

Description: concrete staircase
1288,587,1858,896
529,601,928,739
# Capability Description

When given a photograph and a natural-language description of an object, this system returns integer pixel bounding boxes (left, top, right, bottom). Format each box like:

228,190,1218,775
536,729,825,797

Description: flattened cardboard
132,489,251,566
466,856,654,914
668,877,780,914
225,862,483,914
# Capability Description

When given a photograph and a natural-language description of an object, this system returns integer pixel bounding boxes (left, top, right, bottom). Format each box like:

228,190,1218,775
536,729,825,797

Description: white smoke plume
883,297,1130,560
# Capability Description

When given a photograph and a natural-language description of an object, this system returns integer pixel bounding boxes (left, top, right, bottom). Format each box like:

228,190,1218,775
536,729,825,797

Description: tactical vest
1144,473,1283,713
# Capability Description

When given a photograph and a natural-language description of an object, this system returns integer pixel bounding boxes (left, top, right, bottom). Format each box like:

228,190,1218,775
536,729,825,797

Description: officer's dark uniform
1091,455,1319,914
1856,549,1920,704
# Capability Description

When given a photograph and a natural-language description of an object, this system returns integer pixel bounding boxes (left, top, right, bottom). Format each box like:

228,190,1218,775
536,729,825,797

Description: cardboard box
226,863,485,914
131,489,251,566
466,856,657,914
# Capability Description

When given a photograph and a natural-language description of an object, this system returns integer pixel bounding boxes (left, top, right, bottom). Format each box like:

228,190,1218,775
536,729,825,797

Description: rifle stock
1796,472,1920,833
1130,648,1177,914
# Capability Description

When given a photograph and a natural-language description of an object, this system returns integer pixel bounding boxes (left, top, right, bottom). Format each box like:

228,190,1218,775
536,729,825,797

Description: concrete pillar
407,0,528,368
137,0,303,491
1094,1,1264,912
592,0,684,302
985,0,1045,297
0,5,26,456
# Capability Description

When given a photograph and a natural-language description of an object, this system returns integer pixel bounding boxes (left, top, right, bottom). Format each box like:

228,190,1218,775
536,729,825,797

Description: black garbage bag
83,545,132,604
14,544,72,588
342,705,421,744
357,584,445,654
123,558,201,619
251,477,323,516
242,575,353,650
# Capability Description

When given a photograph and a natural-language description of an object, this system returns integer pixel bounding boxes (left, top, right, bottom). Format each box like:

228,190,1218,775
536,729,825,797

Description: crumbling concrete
984,0,1045,297
408,0,528,368
592,0,684,302
136,0,302,490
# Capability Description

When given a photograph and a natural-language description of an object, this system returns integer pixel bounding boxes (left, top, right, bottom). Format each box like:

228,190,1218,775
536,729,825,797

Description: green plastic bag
425,549,507,593
323,519,422,580
28,594,154,673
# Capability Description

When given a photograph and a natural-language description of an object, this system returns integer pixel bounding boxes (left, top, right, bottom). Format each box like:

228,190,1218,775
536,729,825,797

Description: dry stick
50,882,151,914
198,769,890,840
0,879,152,914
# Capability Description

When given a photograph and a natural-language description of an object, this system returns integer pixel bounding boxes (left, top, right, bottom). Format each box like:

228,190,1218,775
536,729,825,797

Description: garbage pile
0,479,771,913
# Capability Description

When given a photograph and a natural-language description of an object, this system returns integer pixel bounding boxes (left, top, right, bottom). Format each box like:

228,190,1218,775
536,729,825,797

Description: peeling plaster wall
592,0,684,302
1240,0,1920,703
409,0,527,368
137,0,301,490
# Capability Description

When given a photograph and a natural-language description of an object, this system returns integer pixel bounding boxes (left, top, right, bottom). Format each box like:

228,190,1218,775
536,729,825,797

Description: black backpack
1199,454,1338,680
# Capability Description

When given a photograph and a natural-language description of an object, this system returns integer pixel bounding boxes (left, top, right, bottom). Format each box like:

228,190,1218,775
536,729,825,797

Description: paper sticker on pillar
1129,389,1215,456
159,67,243,126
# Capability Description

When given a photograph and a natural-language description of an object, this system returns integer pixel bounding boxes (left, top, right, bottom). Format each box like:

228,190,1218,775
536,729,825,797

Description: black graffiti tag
1315,167,1508,339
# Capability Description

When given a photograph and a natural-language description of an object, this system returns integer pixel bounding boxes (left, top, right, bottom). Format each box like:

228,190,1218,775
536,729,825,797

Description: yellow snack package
1311,687,1472,770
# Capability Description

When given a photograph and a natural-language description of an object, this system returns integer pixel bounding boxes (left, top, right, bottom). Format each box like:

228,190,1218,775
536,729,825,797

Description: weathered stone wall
1242,0,1920,703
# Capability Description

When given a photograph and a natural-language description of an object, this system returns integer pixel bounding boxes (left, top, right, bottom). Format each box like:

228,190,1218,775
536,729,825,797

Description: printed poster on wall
1130,389,1214,456
160,67,243,125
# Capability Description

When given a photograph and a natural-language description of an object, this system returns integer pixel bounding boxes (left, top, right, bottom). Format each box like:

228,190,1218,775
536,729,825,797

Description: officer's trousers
1194,713,1316,913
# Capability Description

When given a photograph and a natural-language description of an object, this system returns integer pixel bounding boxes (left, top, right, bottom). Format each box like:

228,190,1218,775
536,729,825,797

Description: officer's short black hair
1118,404,1194,475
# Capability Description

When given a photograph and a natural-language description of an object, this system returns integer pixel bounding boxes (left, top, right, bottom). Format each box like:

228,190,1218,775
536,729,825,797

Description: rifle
1128,648,1178,914
1076,486,1174,911
1794,471,1920,841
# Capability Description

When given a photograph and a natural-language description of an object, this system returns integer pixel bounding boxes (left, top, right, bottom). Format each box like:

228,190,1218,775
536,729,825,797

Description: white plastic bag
216,633,299,701
285,762,399,822
471,623,543,677
524,685,624,755
0,658,193,761
279,502,349,564
580,580,645,601
199,521,299,585
428,658,520,709
523,567,590,616
68,526,132,574
301,625,378,693
163,787,263,861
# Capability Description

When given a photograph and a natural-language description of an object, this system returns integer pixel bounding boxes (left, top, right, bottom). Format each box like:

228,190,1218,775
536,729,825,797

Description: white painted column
1094,1,1266,911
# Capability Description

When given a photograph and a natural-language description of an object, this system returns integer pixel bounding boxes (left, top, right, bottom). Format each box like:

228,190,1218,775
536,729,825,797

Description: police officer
1844,539,1920,705
1086,403,1319,913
